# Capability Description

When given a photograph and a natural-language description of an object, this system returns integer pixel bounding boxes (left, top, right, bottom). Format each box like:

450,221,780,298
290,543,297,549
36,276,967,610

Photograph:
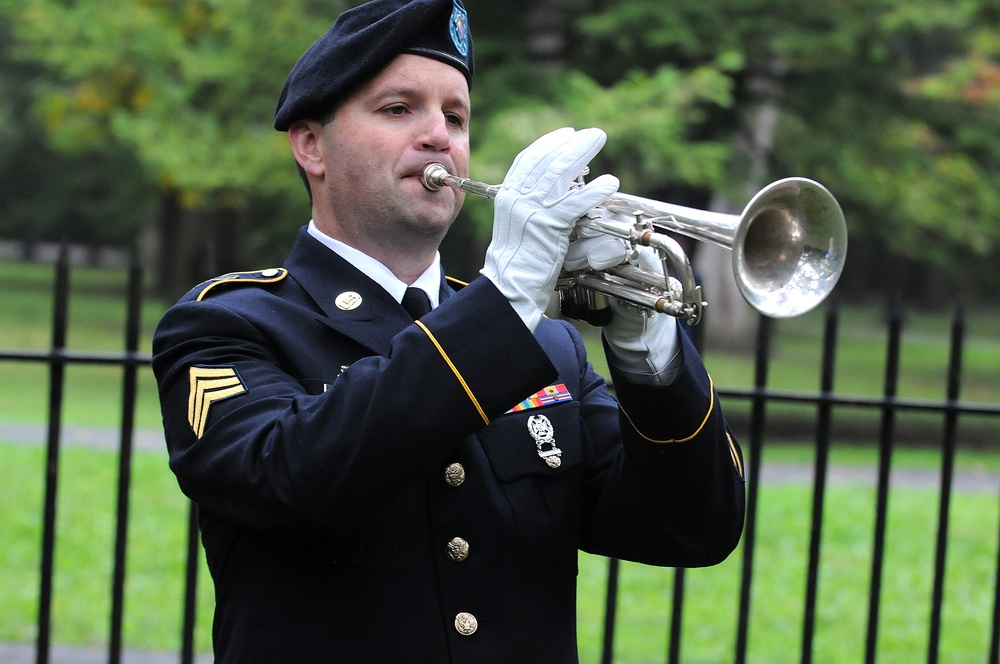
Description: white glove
563,224,631,272
481,127,620,332
602,246,683,386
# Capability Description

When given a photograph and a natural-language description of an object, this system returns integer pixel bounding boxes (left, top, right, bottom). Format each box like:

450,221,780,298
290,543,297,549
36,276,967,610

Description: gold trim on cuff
619,375,716,444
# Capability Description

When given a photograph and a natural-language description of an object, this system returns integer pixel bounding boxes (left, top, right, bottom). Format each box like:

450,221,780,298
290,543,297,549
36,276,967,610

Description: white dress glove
602,246,683,386
563,224,631,272
481,127,620,332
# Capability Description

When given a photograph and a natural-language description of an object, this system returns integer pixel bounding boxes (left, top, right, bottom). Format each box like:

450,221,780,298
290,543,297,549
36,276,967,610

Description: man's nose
419,113,452,152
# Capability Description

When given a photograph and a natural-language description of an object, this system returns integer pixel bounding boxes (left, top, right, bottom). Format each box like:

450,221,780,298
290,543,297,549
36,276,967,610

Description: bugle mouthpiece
421,163,450,192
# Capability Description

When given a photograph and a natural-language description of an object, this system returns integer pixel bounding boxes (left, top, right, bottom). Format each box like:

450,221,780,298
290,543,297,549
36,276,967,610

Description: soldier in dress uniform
151,1,746,662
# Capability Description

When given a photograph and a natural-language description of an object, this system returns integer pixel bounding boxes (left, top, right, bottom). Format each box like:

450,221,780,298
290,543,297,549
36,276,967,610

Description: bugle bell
421,163,847,326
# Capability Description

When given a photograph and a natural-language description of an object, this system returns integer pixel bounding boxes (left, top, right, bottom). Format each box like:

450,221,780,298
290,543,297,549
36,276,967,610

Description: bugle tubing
421,163,848,326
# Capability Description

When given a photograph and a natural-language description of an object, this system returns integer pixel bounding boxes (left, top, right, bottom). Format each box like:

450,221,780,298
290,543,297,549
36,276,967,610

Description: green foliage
2,0,1000,295
573,0,1000,294
0,14,156,245
4,0,346,206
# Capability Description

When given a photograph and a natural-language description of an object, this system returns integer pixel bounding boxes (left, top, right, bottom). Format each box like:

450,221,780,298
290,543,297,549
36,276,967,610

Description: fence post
801,298,840,664
666,567,685,664
927,305,965,664
108,254,144,664
864,294,903,664
600,557,620,664
181,502,201,664
735,315,772,664
990,506,999,664
35,246,70,664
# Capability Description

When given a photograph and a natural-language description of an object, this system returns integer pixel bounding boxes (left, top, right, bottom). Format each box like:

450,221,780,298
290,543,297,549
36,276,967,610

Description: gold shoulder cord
196,268,288,302
414,320,490,426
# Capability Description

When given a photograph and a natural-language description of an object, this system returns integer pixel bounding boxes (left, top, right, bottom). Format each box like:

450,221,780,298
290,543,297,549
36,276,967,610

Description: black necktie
402,287,432,320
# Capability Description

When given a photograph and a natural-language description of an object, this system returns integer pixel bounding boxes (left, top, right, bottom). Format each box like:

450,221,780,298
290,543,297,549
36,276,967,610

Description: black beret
274,0,474,131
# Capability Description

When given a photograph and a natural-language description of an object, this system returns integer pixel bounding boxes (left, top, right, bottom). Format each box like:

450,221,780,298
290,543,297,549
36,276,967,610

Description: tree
0,14,156,256
3,0,998,315
1,0,349,296
469,0,1000,345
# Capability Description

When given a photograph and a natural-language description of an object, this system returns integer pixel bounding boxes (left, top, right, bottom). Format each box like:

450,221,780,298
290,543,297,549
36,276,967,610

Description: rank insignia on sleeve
187,366,247,439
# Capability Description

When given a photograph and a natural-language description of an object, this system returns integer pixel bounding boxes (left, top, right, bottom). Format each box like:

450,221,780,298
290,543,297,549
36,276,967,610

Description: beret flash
274,0,474,131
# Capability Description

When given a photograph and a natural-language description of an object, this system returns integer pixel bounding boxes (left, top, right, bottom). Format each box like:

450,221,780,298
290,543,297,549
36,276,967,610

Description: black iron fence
1,249,998,663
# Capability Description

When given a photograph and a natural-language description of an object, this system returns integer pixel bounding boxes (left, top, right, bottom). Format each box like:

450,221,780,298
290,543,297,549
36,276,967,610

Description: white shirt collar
307,220,441,308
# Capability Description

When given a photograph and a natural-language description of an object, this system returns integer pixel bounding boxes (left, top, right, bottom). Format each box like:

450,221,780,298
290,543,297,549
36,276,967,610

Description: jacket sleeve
575,324,746,568
152,277,557,539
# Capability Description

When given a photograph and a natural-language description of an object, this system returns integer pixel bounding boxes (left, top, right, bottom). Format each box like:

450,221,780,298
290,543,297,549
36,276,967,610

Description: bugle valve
421,163,847,327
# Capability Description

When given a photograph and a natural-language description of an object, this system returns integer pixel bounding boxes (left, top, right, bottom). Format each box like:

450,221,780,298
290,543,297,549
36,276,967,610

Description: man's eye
384,105,407,116
446,113,466,128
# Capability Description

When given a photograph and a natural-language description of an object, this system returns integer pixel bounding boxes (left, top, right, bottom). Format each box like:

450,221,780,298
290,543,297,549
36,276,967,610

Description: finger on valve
563,233,630,272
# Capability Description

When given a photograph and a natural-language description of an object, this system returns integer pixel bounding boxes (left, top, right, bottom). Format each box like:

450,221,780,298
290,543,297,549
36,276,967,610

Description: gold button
455,612,478,636
447,537,470,562
444,463,466,487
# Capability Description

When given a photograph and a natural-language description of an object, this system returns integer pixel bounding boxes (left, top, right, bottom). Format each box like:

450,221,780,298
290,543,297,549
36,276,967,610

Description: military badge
335,291,363,311
527,414,562,469
450,0,470,57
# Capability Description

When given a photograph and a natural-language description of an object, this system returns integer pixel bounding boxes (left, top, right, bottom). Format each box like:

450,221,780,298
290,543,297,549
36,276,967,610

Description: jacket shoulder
192,268,288,302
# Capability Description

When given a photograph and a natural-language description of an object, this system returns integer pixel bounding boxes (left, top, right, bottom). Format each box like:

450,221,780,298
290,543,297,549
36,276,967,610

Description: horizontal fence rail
1,250,998,664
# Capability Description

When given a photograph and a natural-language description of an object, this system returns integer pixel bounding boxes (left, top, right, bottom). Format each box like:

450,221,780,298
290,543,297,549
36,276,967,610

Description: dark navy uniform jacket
152,227,746,663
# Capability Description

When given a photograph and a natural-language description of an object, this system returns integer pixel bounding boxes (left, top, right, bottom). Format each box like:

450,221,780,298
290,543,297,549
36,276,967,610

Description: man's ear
288,120,325,178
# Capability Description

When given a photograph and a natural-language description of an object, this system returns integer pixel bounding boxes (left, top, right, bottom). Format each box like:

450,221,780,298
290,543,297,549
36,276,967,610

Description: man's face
312,54,471,248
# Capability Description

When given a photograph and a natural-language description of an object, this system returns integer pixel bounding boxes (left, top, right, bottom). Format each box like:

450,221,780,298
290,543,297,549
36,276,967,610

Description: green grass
576,481,999,664
1,257,998,660
0,259,166,430
0,442,215,652
1,440,995,661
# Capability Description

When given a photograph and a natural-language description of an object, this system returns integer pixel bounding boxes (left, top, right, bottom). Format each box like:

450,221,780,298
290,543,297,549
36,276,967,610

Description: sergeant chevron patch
188,366,247,439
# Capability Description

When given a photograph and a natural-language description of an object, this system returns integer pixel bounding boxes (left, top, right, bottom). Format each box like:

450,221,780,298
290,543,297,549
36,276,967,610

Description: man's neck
312,220,441,286
308,220,442,289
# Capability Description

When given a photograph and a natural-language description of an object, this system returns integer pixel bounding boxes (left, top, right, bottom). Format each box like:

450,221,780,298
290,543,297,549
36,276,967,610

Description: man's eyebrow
368,86,419,104
368,86,470,113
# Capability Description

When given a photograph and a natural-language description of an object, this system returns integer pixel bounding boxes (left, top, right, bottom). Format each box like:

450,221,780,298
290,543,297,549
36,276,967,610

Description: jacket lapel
283,228,412,356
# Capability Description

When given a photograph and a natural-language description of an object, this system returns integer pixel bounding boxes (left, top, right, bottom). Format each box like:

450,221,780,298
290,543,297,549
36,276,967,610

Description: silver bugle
421,163,848,326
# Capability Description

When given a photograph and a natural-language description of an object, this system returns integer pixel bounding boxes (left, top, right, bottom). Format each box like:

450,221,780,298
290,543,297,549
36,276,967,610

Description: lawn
1,257,998,661
1,440,996,662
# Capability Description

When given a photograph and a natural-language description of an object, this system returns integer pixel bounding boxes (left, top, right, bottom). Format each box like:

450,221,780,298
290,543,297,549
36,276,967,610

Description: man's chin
410,213,458,239
410,194,461,228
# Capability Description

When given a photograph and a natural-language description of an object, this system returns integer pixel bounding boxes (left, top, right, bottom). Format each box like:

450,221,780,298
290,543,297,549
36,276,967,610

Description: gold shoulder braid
196,268,288,302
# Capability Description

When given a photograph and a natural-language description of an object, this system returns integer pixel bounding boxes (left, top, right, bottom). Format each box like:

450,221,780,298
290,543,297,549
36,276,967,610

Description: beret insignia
449,1,470,57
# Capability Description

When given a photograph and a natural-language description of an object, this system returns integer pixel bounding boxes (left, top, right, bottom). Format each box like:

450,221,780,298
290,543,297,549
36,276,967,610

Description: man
152,0,745,661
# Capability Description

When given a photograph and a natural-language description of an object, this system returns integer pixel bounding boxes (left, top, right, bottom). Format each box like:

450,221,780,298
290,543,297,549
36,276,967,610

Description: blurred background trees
1,0,998,344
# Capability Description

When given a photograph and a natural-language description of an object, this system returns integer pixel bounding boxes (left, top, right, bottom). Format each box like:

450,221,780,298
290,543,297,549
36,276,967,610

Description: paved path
756,460,999,493
0,423,166,452
0,643,212,664
3,422,996,493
